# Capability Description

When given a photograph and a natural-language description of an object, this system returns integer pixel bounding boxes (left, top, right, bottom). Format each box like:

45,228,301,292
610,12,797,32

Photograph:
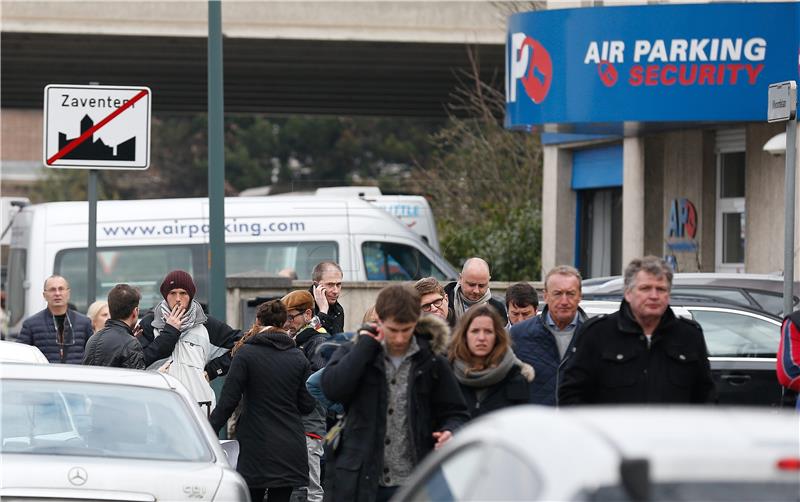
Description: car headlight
213,469,250,502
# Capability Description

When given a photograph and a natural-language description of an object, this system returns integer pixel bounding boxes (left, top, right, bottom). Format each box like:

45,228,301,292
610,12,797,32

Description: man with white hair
443,257,507,324
559,256,715,405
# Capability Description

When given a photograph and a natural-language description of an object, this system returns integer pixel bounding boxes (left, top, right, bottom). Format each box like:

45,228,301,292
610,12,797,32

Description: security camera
763,132,786,156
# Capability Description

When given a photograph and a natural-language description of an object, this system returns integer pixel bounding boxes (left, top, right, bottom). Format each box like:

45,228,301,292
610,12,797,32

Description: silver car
0,363,249,501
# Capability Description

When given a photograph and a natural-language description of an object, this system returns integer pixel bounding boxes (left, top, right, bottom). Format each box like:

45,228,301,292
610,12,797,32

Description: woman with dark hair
448,304,534,419
210,300,316,502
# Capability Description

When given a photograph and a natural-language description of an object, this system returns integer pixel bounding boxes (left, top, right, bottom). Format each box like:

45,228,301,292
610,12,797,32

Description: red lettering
661,64,677,85
629,65,644,86
645,65,659,86
679,65,697,85
717,64,725,85
726,64,744,85
698,64,715,85
746,64,764,85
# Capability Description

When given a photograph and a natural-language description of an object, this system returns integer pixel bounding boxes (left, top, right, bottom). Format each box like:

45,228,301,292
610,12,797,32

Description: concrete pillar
541,145,575,278
622,137,645,264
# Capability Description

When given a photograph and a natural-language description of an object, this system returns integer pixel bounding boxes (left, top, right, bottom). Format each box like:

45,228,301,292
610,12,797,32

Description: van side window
226,242,337,280
55,246,195,313
7,248,27,326
362,242,447,281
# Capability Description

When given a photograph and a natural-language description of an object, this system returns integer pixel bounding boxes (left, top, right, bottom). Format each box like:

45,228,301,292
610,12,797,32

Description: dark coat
559,300,716,405
137,309,242,380
209,328,316,489
295,326,330,372
509,305,588,405
457,364,532,420
308,285,345,335
320,315,469,502
83,319,145,369
444,281,509,326
17,308,93,364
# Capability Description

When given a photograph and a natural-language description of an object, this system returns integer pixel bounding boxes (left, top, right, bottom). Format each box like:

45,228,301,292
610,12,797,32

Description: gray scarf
452,349,517,388
453,282,493,319
152,299,207,333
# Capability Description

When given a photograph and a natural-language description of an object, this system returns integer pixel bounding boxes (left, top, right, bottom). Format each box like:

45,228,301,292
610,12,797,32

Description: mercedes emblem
67,467,88,486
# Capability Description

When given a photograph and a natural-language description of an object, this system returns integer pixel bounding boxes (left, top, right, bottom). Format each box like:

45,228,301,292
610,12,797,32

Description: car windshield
1,379,213,462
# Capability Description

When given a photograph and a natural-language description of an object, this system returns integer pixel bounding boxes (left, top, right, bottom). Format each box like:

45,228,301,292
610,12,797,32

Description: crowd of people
14,254,743,501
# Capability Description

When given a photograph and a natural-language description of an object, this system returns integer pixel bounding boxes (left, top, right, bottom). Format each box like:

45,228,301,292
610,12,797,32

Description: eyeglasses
421,297,445,312
45,286,69,294
286,311,304,322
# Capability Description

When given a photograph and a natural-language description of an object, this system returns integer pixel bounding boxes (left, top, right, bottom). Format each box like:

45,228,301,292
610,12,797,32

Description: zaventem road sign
43,84,151,170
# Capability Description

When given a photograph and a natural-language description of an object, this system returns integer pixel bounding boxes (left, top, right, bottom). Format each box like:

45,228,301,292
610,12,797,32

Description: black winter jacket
559,300,716,405
320,315,469,502
83,319,145,369
137,309,242,379
17,308,93,364
444,281,509,326
209,328,316,489
457,364,532,420
295,326,330,372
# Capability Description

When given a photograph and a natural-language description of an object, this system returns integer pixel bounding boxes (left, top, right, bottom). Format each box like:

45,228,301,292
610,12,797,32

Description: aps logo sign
507,32,552,105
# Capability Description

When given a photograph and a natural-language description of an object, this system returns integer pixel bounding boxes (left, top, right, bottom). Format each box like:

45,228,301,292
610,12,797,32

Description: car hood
0,454,226,501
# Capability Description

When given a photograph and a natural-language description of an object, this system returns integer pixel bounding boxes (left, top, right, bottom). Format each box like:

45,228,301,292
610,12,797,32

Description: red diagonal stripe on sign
46,89,149,165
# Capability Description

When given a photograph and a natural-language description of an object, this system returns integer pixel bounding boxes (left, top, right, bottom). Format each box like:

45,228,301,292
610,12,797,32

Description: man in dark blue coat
510,265,587,406
17,275,92,364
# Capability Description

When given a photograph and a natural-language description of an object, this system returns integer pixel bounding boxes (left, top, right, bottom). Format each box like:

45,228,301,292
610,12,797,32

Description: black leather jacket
83,319,145,369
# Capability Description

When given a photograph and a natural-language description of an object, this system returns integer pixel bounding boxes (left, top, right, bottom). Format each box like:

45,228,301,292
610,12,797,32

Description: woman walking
210,300,316,502
448,304,534,419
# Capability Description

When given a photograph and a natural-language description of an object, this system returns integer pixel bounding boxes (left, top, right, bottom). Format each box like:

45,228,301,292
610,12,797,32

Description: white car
0,363,249,501
0,340,49,364
393,406,800,501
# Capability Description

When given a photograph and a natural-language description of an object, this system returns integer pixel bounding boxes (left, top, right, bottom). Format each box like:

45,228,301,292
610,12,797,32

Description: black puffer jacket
17,308,93,364
137,309,242,379
321,315,469,502
209,328,316,489
83,319,145,369
559,300,716,405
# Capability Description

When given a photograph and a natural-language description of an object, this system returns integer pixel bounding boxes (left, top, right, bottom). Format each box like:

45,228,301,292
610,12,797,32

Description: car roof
0,341,49,364
452,406,798,488
0,362,177,389
579,298,782,322
583,273,800,294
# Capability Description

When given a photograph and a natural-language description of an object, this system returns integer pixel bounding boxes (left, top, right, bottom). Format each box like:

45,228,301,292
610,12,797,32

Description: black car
580,300,796,408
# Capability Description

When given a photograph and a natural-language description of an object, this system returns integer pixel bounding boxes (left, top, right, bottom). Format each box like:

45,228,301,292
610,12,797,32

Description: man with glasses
310,261,345,335
414,277,455,327
510,265,587,405
17,275,93,364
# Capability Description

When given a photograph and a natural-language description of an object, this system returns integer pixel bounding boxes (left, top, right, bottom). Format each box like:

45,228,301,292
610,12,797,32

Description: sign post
768,81,797,316
43,84,151,306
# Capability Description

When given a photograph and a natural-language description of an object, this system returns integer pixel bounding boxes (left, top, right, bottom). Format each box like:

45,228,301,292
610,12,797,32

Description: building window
715,129,746,272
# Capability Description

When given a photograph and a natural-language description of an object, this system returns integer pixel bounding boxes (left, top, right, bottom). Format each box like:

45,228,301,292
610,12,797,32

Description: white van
280,187,442,253
6,196,457,335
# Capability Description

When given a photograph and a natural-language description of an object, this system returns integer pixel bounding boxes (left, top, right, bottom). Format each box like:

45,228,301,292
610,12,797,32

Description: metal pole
784,117,797,317
88,169,98,305
208,0,226,320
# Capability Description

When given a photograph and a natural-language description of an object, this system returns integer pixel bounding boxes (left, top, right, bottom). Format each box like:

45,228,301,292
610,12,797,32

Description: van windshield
55,241,338,312
363,241,447,281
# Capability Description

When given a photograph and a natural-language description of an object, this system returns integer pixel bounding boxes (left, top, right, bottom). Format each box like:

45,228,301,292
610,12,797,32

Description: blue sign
506,3,800,128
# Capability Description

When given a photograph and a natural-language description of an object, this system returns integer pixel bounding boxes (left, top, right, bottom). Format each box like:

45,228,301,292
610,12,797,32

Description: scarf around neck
453,282,493,319
153,299,207,333
452,349,517,388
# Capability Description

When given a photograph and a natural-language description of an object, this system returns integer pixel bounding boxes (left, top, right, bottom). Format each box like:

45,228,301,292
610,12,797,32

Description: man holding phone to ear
310,261,345,335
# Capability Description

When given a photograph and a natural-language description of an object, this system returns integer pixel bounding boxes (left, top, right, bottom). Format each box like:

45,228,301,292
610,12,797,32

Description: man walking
17,275,93,364
510,266,587,405
559,256,715,405
505,282,539,327
83,284,144,369
414,277,454,327
321,284,468,502
310,261,345,334
444,257,507,324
